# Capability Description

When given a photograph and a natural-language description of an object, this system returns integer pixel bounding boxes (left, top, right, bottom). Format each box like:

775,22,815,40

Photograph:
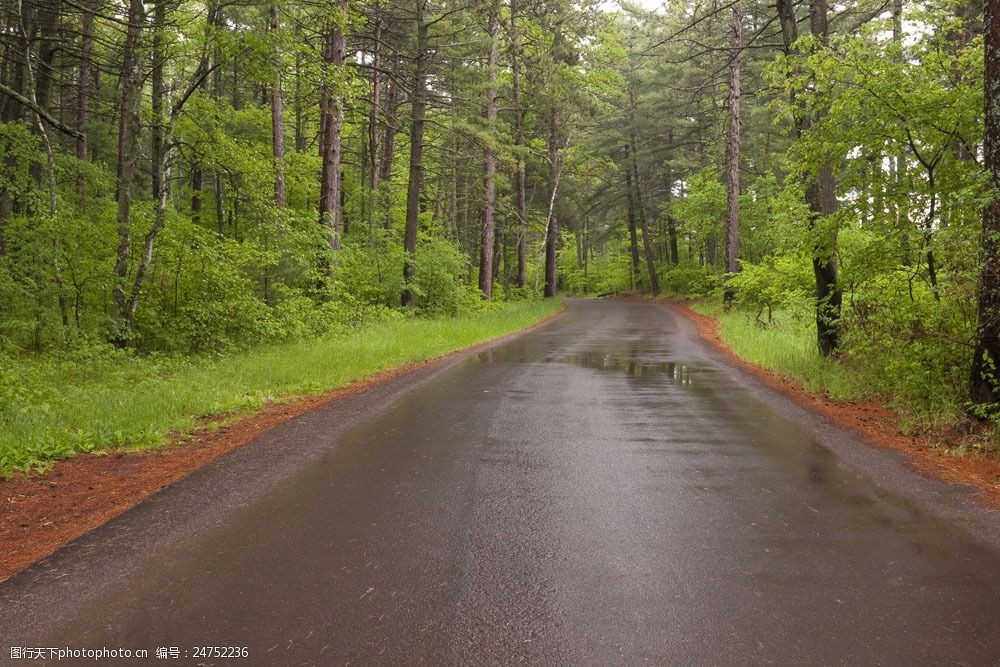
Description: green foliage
672,168,726,259
692,300,864,400
840,273,974,421
412,233,477,316
0,299,562,477
659,266,719,297
557,233,632,295
0,122,42,210
725,254,813,315
0,0,994,454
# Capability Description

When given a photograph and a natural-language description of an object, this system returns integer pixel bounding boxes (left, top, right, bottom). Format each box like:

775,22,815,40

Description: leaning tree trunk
478,4,499,299
723,1,742,306
970,0,1000,407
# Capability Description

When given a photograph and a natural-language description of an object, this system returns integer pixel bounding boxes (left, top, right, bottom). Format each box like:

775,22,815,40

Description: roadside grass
0,299,562,477
688,300,867,402
688,299,1000,460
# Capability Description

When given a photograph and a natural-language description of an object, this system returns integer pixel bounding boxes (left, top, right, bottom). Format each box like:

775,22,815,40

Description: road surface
2,299,1000,666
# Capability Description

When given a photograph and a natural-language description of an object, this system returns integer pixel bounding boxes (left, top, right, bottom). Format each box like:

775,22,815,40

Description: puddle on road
558,350,694,384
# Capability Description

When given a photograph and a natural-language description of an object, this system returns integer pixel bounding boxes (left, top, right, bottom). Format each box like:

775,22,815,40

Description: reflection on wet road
4,299,1000,665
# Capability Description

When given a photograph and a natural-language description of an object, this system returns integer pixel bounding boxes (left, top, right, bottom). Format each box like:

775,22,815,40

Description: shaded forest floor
0,304,565,582
656,297,1000,509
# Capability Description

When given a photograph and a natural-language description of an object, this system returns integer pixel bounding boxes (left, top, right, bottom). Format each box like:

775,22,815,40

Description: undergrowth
690,300,864,399
0,299,562,477
687,299,977,439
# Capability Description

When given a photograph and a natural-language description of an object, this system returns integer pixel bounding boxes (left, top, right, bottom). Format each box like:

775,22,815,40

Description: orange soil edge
0,308,565,583
657,298,1000,508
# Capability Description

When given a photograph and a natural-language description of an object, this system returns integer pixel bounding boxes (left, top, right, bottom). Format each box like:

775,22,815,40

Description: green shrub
660,266,719,297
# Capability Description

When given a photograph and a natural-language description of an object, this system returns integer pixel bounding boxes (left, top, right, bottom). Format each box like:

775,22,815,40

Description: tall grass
0,299,562,477
690,301,865,401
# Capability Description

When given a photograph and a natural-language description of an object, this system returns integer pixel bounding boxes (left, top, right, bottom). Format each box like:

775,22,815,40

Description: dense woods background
1,0,999,428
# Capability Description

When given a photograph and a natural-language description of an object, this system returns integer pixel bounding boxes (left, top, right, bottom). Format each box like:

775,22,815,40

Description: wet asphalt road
3,299,1000,666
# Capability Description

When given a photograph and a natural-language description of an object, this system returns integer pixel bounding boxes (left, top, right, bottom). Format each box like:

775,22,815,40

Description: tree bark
723,2,742,306
294,22,306,152
624,160,641,289
111,0,144,344
191,3,217,227
75,0,93,204
270,3,286,208
379,59,399,229
32,0,58,120
319,1,347,270
808,0,841,356
664,139,679,266
629,144,660,296
778,0,842,355
478,4,499,299
365,1,382,239
971,0,1000,406
151,0,166,202
544,104,559,298
511,0,528,287
777,0,798,53
402,3,428,306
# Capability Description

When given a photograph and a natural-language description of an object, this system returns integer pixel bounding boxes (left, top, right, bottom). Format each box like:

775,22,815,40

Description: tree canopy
0,0,997,415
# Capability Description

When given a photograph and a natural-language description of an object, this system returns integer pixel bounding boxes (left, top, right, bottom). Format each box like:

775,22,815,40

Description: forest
1,0,999,471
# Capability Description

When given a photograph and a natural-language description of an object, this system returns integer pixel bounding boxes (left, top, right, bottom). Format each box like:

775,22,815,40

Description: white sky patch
597,0,666,13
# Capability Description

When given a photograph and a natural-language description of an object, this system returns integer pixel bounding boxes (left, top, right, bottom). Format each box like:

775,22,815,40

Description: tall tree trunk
270,3,286,208
32,0,57,120
971,0,1000,407
478,4,499,299
402,3,428,306
511,0,528,287
1,5,33,124
777,0,798,52
664,139,679,266
294,21,306,152
319,1,347,273
624,161,641,289
379,60,399,229
666,214,680,266
723,2,742,306
629,143,660,296
365,1,382,240
17,0,67,330
128,0,207,334
75,1,93,205
151,0,166,202
892,0,910,264
111,0,144,344
808,0,841,356
193,2,221,226
544,104,559,297
778,0,842,355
